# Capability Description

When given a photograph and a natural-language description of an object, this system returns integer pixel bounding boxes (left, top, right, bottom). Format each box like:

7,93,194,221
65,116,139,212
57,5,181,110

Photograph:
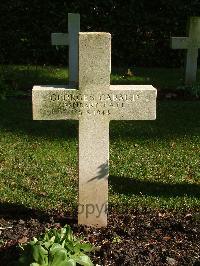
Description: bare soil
0,206,200,266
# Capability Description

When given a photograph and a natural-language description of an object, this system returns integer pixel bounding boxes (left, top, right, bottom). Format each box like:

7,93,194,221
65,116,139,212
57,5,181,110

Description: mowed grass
0,97,200,213
2,64,200,95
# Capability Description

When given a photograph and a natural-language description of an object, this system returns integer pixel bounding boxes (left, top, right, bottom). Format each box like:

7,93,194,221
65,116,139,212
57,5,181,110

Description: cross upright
33,32,157,227
171,17,200,84
51,13,80,85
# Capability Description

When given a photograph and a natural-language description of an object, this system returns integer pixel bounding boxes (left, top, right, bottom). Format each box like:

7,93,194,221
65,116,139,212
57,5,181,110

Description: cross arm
51,33,69,46
171,37,189,49
32,85,80,120
109,85,156,120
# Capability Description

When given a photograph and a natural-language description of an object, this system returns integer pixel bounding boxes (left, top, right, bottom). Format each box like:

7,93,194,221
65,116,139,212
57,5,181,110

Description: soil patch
0,207,200,266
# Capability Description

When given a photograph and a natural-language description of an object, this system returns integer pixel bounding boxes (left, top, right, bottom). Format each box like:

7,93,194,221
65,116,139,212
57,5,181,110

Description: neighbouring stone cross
33,32,157,227
171,17,200,84
51,13,80,84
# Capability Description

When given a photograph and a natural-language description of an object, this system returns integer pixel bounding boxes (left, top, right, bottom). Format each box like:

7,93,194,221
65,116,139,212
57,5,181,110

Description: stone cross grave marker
33,32,157,227
171,17,200,84
51,13,80,85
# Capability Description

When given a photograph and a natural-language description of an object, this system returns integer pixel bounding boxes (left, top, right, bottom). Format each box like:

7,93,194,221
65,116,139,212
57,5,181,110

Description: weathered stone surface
51,13,80,84
32,32,157,227
32,85,156,121
171,17,200,84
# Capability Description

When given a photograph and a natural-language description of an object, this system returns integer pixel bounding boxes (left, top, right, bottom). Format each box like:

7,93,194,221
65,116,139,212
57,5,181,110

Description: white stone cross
171,17,200,84
33,32,157,227
51,13,80,85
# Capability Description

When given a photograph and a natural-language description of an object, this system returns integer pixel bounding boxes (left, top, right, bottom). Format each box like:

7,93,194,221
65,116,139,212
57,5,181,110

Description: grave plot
33,32,157,227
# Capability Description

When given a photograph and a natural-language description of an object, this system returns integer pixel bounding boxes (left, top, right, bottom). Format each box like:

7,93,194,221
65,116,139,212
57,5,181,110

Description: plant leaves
18,225,94,266
32,244,48,264
50,248,69,266
65,259,76,266
79,243,94,252
73,253,94,266
50,243,64,256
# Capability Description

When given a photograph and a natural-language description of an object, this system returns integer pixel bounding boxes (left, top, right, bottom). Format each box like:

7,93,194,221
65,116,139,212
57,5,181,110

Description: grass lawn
0,65,200,215
1,64,200,96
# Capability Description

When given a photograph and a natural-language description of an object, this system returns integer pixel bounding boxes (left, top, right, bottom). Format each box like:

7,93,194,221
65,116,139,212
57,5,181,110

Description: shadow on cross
109,175,200,198
88,160,109,182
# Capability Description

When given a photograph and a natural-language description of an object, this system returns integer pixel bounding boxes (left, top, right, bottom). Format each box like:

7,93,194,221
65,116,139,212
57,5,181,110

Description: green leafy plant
18,225,94,266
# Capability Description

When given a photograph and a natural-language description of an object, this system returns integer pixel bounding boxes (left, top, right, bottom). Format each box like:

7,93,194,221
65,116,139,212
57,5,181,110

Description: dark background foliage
0,0,200,67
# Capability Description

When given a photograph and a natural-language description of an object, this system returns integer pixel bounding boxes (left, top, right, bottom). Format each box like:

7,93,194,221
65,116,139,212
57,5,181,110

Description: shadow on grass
0,202,76,223
110,175,200,198
0,98,200,140
110,101,200,140
0,98,78,140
